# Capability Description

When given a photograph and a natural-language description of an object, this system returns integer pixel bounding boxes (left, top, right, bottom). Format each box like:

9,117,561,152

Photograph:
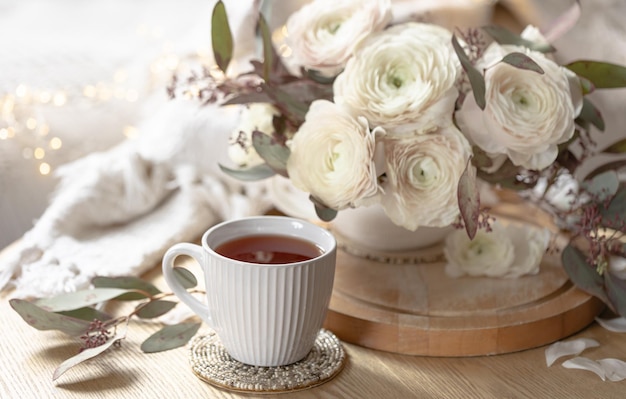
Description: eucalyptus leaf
307,69,336,85
35,288,136,312
57,307,113,322
581,170,619,202
252,131,290,176
452,35,486,110
314,205,337,222
136,300,178,319
173,266,197,289
258,12,272,82
92,276,160,300
561,245,608,304
605,273,626,317
566,60,626,89
458,158,480,240
9,299,92,336
140,322,201,353
585,160,626,181
578,76,595,95
602,138,626,154
263,84,310,122
599,187,626,232
470,146,493,169
221,90,273,106
211,0,233,73
482,25,555,53
219,163,276,181
53,323,127,381
309,195,337,222
577,97,605,131
500,52,544,74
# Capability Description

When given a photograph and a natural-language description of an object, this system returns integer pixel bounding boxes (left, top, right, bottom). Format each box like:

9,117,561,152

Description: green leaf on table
566,60,626,89
57,307,113,322
452,34,486,110
219,163,276,181
211,0,233,74
35,288,137,312
500,52,544,74
602,138,626,154
482,25,555,53
9,299,92,336
581,170,619,202
173,266,197,289
92,276,160,300
252,130,290,177
136,300,178,319
605,273,626,317
577,97,605,131
561,245,608,304
458,158,480,240
140,322,202,353
53,323,127,381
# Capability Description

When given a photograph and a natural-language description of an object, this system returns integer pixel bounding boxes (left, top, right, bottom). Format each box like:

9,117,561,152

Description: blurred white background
1,0,625,249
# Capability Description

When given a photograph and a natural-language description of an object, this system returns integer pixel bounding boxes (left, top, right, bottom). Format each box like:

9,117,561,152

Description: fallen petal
562,357,606,381
545,338,600,367
598,358,626,382
595,317,626,333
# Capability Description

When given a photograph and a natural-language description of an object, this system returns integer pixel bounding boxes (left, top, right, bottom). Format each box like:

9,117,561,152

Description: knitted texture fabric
0,98,271,298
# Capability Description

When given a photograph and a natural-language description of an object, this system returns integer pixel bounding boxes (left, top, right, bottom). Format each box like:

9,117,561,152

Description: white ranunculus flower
228,103,279,167
333,22,458,132
379,124,472,230
456,35,583,171
286,100,384,210
444,221,550,278
285,0,392,77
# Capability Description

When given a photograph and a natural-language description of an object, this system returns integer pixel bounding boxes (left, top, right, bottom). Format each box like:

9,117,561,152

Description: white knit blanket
0,0,273,298
0,97,272,298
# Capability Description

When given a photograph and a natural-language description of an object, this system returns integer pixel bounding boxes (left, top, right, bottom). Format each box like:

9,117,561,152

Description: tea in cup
162,216,337,367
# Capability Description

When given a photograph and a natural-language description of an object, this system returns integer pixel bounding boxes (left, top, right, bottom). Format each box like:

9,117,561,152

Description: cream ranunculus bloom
444,221,550,278
333,22,458,132
379,124,472,230
286,100,384,210
228,103,279,167
285,0,392,77
456,26,583,171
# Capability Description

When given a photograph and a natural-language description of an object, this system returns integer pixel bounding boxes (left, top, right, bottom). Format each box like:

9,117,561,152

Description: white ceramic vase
330,204,452,252
267,176,451,254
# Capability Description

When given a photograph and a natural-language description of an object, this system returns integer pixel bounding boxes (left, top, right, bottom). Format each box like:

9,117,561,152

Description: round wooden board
323,202,605,357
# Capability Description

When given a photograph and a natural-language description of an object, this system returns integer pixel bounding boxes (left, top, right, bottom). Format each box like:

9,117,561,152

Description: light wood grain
2,240,626,399
325,202,604,356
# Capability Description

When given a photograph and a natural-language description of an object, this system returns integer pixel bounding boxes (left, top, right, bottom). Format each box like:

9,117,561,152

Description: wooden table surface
1,243,626,399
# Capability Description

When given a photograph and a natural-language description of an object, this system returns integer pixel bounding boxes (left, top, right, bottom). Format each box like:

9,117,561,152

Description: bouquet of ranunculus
170,0,626,316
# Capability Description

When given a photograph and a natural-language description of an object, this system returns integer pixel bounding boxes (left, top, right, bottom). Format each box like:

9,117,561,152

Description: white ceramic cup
162,216,337,367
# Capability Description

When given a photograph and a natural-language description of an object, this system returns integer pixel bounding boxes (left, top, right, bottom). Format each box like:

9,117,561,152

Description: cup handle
162,243,212,327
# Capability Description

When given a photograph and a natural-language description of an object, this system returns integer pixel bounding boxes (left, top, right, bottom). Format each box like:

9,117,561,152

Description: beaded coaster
188,329,346,394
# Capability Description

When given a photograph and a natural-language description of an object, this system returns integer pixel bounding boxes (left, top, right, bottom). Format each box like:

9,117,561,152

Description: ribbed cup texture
205,256,335,367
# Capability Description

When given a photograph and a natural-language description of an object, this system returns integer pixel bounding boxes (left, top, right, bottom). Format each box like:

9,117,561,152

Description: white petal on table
545,338,600,367
598,358,626,382
595,317,626,333
562,357,606,381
